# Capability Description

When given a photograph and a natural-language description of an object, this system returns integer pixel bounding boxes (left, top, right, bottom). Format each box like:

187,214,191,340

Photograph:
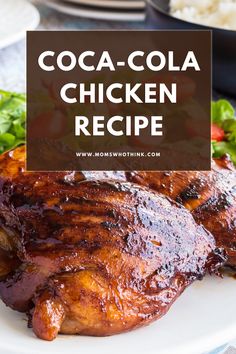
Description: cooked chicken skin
0,147,224,340
128,156,236,267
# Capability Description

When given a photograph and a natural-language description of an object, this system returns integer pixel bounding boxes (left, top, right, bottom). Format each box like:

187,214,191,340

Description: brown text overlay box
27,31,211,171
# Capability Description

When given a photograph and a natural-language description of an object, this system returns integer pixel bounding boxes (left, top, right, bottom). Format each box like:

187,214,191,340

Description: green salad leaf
212,141,236,165
211,99,235,126
223,119,236,144
0,90,26,154
212,99,236,166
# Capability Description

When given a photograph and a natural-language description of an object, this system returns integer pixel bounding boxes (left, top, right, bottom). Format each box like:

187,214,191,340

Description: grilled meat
128,156,236,267
0,147,224,340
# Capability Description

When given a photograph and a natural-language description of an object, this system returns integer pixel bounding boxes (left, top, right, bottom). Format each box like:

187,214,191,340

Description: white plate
45,0,145,21
0,274,236,354
0,0,40,50
64,0,145,10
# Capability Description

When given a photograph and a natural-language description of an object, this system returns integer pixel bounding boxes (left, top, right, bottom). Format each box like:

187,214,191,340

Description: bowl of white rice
170,0,236,31
146,0,236,96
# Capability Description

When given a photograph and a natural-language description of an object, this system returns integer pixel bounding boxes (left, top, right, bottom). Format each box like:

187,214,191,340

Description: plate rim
44,0,145,21
63,0,145,10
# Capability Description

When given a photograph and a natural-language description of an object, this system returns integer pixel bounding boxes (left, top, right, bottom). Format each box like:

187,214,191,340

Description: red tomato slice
211,124,225,142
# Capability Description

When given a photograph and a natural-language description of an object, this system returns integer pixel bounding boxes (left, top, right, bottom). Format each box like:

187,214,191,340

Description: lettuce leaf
0,90,26,154
212,141,236,165
211,99,236,166
211,99,235,126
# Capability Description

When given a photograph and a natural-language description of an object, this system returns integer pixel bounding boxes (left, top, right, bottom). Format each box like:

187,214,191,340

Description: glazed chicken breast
0,147,224,340
128,156,236,267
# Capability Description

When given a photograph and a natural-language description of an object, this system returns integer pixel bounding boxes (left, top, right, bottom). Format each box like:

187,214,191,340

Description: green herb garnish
0,90,26,154
211,99,236,165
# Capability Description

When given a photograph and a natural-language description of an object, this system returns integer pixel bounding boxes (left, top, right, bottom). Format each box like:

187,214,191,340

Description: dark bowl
146,0,236,97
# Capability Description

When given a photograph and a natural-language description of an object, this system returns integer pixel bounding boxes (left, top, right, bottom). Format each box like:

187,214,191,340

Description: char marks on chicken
128,156,236,267
0,146,224,340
